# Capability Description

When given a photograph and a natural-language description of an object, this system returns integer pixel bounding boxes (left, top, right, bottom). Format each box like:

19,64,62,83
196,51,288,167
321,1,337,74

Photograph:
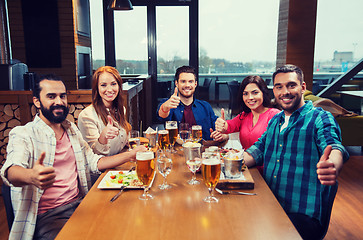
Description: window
114,7,148,75
199,0,279,74
315,0,363,73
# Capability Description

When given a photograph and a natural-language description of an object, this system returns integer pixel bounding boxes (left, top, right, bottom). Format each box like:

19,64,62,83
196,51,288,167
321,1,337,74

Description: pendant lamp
108,0,133,10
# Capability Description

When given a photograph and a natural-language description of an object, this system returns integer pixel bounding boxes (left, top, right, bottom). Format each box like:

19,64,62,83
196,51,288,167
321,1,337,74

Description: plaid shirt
247,101,349,223
1,115,102,240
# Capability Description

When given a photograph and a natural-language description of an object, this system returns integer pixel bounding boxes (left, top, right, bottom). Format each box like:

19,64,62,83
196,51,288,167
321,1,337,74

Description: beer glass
157,150,173,190
158,130,170,152
166,121,178,153
191,125,202,143
201,158,221,203
136,151,156,200
179,123,190,143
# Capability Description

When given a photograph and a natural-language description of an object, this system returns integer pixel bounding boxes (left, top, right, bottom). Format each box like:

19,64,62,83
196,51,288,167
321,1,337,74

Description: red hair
91,66,131,133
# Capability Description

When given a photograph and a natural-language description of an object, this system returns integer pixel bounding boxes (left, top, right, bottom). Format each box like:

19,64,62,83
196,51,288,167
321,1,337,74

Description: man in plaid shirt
243,65,349,240
1,75,146,240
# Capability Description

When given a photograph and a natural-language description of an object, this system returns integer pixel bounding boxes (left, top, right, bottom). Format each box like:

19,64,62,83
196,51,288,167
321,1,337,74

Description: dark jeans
288,213,323,240
34,198,82,240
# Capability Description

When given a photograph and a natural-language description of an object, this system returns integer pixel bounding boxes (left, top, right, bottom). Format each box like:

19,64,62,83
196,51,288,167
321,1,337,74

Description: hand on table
210,128,228,142
128,145,148,161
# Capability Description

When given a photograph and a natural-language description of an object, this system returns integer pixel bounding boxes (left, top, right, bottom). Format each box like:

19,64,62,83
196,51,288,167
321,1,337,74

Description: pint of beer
158,130,170,150
166,121,178,147
191,125,202,142
136,151,155,187
201,158,221,189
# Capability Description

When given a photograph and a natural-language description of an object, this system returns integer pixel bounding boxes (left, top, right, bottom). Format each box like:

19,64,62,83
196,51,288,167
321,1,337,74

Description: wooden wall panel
6,0,89,90
276,0,317,90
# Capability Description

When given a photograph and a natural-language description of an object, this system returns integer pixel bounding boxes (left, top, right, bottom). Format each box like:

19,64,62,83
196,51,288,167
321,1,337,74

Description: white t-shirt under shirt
37,131,79,214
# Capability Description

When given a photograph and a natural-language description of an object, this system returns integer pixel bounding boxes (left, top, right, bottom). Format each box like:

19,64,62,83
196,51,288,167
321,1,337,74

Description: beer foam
136,151,154,160
183,142,201,148
202,158,221,165
158,130,168,134
192,125,202,130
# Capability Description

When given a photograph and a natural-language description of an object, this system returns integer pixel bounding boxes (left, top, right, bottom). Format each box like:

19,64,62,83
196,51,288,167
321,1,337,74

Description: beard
277,94,303,114
40,101,69,124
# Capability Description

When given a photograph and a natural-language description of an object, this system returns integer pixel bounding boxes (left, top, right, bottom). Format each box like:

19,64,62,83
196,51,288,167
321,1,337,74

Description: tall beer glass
191,125,202,143
136,151,155,200
166,121,178,153
158,130,170,152
201,158,221,203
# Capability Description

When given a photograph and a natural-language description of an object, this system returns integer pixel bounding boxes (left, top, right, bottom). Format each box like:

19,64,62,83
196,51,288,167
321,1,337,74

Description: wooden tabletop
56,146,301,240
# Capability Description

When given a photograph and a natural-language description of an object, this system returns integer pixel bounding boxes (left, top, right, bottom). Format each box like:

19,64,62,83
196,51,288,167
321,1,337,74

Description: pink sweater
225,108,281,150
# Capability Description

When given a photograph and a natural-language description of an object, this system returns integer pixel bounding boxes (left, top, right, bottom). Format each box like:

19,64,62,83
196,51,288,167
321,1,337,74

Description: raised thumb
107,115,113,126
320,145,332,162
173,87,179,96
221,108,225,120
36,152,46,166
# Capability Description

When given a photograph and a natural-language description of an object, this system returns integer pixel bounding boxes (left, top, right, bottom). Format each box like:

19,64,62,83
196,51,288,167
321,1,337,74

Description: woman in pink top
215,75,280,174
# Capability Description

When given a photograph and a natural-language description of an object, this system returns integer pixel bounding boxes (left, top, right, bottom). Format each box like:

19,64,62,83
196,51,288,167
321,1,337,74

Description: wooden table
56,146,301,240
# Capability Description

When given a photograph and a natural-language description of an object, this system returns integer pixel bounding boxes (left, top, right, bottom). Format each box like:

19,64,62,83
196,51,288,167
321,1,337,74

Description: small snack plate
98,170,155,189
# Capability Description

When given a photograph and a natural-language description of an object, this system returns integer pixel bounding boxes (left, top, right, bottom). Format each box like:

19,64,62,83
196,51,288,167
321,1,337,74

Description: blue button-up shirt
247,101,349,223
157,98,218,140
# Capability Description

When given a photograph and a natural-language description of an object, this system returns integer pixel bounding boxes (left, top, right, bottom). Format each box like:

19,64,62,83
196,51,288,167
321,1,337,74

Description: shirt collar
34,114,73,134
279,100,313,120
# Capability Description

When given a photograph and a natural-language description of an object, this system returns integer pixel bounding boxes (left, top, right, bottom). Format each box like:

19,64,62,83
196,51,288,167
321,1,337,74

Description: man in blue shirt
157,65,227,141
243,64,349,240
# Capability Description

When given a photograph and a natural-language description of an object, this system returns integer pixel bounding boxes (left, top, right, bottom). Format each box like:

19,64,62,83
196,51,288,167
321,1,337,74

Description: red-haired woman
78,66,145,158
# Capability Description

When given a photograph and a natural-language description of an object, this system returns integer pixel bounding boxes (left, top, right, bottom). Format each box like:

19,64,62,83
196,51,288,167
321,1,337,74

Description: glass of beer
158,130,170,152
166,121,178,153
136,151,156,200
201,157,222,203
157,150,173,190
179,123,190,143
191,125,202,143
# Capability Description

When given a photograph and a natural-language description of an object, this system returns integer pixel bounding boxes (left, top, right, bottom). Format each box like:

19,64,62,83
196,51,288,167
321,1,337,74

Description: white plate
97,170,155,189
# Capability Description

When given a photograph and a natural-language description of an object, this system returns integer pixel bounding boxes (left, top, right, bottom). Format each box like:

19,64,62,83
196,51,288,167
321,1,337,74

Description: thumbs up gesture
316,145,338,185
165,87,181,110
31,152,56,189
99,115,120,144
215,108,228,133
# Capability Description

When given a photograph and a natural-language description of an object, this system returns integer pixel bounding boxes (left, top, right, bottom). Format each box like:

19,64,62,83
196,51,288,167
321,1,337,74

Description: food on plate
108,171,143,187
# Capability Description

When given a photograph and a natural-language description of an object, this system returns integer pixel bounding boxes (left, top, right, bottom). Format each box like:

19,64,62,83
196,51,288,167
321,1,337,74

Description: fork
110,166,135,202
215,188,257,196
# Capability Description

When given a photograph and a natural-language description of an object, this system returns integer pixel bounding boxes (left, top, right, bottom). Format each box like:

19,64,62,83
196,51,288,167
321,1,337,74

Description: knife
110,186,127,202
215,188,257,196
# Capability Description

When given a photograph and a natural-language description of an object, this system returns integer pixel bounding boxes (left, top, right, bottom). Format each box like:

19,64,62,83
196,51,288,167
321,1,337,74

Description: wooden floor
0,148,362,240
